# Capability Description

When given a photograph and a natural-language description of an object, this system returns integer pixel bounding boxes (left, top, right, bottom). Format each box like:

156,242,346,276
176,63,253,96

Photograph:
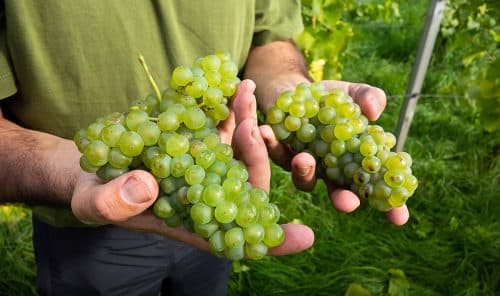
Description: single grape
84,140,109,166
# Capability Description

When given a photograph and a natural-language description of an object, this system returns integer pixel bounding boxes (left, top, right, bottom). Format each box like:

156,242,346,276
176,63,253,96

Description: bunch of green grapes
74,52,284,260
266,83,418,211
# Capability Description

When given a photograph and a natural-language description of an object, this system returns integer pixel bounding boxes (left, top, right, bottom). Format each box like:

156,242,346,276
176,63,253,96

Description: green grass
1,1,499,295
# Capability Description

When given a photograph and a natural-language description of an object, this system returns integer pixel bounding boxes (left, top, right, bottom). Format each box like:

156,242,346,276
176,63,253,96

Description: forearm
243,40,311,112
0,109,80,205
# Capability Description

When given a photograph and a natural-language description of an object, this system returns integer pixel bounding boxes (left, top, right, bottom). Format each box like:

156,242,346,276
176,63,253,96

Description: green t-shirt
0,0,303,227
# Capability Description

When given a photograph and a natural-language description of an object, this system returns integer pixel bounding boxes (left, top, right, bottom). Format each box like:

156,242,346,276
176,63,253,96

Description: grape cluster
266,83,418,211
74,52,284,260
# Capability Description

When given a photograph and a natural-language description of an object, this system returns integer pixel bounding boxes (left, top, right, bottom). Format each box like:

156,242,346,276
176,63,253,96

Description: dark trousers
32,216,231,296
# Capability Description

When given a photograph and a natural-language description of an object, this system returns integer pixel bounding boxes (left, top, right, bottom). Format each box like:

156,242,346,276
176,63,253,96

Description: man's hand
258,79,409,226
71,79,314,256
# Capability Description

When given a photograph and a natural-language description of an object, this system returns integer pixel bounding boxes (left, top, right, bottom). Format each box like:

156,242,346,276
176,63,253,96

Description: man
0,1,408,295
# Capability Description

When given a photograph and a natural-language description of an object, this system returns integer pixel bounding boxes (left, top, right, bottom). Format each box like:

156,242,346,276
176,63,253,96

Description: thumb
72,170,159,224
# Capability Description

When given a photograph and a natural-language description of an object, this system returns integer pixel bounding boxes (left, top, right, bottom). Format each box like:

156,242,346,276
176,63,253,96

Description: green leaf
387,269,409,296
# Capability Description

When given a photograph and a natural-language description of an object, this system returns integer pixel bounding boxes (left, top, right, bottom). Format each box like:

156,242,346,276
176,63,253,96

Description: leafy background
0,0,498,295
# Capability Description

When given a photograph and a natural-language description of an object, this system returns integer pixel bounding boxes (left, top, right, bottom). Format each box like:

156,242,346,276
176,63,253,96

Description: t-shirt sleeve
252,0,304,46
0,4,17,99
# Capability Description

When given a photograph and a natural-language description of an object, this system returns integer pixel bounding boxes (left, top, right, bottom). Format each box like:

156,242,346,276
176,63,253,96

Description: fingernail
297,166,312,177
122,176,152,204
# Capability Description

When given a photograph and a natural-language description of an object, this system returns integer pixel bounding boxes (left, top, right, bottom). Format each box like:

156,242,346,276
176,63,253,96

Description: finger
259,124,293,170
321,80,386,121
385,205,410,225
72,170,159,224
233,118,270,191
268,224,314,256
291,152,317,191
117,212,210,252
329,186,361,213
233,79,258,125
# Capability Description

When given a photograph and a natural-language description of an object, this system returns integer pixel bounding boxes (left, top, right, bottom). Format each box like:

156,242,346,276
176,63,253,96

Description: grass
1,1,499,295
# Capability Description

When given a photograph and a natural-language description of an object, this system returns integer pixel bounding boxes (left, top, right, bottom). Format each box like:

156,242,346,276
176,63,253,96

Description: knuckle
94,196,116,222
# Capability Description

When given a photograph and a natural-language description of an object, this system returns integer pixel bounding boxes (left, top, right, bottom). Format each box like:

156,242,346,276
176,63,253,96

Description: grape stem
148,117,159,122
138,55,162,103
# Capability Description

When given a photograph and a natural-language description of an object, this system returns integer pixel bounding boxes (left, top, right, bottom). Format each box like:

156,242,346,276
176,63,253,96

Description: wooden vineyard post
394,0,447,152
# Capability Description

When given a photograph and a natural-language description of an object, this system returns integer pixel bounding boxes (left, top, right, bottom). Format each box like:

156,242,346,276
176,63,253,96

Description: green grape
224,227,244,249
86,122,105,140
245,243,268,260
234,202,258,227
288,102,306,117
258,204,279,226
325,167,341,180
249,188,269,208
204,70,221,87
202,55,221,71
304,98,320,118
319,125,335,142
310,139,329,157
202,172,222,186
403,174,418,193
84,140,109,166
374,181,392,199
195,149,216,169
171,154,194,178
362,156,382,173
271,123,291,140
109,147,133,169
79,155,99,173
266,107,285,124
96,164,129,181
190,203,213,225
330,140,346,157
388,187,410,207
334,123,353,141
165,133,189,157
125,109,149,131
323,153,339,168
214,143,233,163
101,123,126,147
150,154,172,178
189,140,208,158
202,183,225,207
224,246,244,261
184,107,206,130
210,103,230,121
243,223,265,244
358,183,374,199
384,132,397,148
194,220,219,238
207,160,227,176
184,164,206,185
219,77,239,97
359,139,377,157
276,91,293,112
158,110,181,131
346,137,361,153
172,65,194,86
137,121,161,146
232,190,250,205
226,165,249,182
209,230,226,253
384,170,405,187
385,153,408,171
118,131,144,157
203,87,223,107
222,177,243,197
296,123,316,143
353,167,371,185
186,76,208,98
74,129,90,152
343,162,359,179
163,214,183,227
214,201,238,224
284,116,301,132
141,146,160,168
219,61,238,78
317,106,336,124
160,176,178,194
187,183,204,203
203,133,221,149
263,224,284,247
153,196,175,219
